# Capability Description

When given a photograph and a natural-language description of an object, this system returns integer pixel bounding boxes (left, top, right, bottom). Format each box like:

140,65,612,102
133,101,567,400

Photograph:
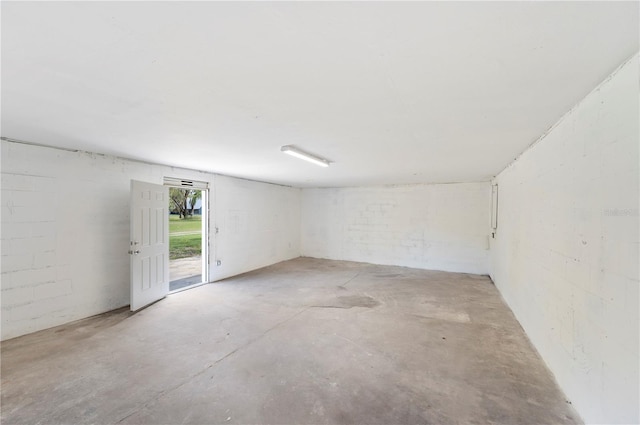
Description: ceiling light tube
281,145,330,167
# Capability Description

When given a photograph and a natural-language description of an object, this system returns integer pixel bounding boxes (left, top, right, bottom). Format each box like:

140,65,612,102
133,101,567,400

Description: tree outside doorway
169,188,202,260
169,188,203,291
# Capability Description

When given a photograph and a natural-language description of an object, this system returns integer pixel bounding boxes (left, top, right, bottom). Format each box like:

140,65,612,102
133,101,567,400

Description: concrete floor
1,257,581,424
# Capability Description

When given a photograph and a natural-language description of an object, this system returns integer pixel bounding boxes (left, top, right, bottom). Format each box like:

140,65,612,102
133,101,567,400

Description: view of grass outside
169,215,202,260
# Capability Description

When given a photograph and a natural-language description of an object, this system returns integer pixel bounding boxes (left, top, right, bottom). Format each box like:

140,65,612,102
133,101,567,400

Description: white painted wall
211,174,300,282
1,141,301,340
301,183,490,274
490,54,639,424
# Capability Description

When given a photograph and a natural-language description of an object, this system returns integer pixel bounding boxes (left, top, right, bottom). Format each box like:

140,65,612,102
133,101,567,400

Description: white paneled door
130,180,169,311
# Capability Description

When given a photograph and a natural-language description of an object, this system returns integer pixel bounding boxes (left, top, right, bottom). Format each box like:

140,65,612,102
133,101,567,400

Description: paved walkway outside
170,256,202,291
170,231,201,236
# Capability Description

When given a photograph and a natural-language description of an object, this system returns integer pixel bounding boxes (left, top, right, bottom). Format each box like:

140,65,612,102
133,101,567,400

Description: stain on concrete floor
0,257,581,425
312,295,381,309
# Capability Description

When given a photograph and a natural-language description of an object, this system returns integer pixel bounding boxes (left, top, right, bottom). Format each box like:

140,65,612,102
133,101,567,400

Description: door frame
164,177,210,292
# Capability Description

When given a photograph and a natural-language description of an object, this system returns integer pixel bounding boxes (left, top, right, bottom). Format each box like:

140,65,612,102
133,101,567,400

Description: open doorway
165,178,208,292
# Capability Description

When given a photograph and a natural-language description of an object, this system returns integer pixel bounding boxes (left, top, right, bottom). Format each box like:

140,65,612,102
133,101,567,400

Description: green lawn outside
169,215,202,259
170,233,202,260
169,215,201,234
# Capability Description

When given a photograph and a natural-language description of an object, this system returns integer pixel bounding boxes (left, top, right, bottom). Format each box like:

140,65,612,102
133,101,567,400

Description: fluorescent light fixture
281,145,330,167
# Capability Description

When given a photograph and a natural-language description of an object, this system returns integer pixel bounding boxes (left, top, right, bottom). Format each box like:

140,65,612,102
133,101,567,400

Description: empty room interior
1,2,639,424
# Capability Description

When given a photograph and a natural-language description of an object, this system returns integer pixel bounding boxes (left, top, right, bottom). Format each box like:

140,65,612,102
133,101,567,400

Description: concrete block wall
211,174,301,282
490,54,639,424
1,141,301,340
301,182,491,274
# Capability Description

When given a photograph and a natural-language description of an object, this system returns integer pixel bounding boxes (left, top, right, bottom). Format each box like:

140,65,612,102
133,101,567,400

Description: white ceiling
2,2,638,188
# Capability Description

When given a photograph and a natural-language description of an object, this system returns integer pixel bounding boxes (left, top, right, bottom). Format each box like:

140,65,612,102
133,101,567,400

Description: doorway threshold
170,275,203,292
